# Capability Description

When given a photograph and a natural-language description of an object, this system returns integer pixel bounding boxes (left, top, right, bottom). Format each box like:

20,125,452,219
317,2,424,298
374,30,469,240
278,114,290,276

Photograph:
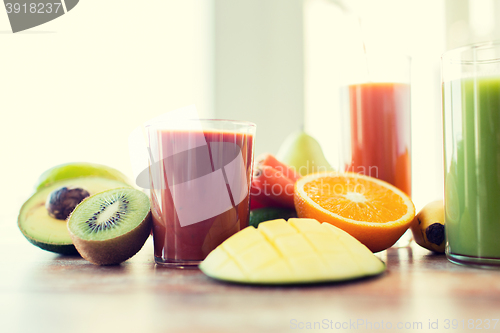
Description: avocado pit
46,187,90,220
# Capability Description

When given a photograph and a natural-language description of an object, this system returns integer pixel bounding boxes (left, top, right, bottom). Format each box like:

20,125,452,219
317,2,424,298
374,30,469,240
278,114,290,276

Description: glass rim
442,40,500,64
145,118,256,129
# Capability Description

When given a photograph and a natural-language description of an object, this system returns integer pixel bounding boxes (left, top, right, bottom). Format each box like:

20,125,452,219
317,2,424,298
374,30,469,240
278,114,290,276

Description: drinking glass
147,119,256,268
340,53,411,196
340,53,412,247
442,41,500,268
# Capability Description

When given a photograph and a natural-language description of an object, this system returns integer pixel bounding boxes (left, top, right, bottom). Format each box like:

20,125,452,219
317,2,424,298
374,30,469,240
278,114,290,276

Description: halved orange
294,172,415,252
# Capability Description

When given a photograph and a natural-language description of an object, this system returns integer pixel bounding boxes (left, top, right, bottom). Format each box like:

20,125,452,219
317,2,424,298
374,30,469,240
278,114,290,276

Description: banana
410,200,445,253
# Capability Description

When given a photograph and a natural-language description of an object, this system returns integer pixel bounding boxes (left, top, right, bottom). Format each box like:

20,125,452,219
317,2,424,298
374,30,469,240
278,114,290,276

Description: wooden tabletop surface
3,214,500,333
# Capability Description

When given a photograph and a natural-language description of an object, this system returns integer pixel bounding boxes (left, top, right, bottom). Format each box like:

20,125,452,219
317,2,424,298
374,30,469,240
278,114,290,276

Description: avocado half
18,177,131,255
35,162,131,190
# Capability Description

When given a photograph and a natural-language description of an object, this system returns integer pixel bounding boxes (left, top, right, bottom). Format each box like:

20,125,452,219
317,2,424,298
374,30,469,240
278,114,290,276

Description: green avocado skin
36,163,131,190
24,237,79,255
249,208,297,228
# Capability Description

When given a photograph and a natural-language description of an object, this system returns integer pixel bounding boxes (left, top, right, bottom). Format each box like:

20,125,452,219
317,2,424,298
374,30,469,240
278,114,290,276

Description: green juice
444,76,500,259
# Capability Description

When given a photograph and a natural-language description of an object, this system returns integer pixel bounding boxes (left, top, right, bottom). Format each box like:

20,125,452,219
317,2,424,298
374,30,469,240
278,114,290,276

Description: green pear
36,162,131,190
276,131,333,176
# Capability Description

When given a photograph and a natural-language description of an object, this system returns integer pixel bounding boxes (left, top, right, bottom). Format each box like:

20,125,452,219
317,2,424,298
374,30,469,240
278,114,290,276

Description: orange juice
344,82,411,196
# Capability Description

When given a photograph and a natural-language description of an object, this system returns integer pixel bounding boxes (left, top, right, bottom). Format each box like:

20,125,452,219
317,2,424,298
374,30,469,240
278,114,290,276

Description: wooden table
2,217,500,333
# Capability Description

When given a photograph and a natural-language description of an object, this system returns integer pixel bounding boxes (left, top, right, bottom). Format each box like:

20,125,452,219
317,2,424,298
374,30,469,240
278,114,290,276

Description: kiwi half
68,188,151,265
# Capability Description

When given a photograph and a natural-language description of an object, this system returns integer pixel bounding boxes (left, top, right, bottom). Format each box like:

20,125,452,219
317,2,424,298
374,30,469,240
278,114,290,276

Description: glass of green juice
442,41,500,268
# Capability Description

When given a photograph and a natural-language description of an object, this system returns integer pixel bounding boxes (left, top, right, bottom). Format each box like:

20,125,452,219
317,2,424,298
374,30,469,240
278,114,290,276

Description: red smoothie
149,129,254,265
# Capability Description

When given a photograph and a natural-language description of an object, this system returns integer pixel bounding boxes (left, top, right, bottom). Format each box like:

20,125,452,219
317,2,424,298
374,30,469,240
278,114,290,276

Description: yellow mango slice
199,218,385,284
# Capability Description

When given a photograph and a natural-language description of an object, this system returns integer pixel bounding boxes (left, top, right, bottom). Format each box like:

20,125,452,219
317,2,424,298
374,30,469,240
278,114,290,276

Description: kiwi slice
68,188,151,265
18,177,131,255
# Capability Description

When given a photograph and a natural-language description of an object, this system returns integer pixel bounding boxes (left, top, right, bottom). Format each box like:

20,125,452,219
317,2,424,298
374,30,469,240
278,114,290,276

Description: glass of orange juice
340,53,411,195
340,53,412,246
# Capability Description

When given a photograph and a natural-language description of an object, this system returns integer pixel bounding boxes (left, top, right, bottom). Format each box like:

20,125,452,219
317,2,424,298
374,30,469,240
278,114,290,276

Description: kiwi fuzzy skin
68,211,152,265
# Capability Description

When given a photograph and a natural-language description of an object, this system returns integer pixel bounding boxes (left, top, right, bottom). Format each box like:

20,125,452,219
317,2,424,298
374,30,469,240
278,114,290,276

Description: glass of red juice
340,54,411,197
146,119,256,268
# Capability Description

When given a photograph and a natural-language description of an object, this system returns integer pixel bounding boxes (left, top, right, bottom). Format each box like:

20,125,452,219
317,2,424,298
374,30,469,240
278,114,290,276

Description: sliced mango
199,218,385,284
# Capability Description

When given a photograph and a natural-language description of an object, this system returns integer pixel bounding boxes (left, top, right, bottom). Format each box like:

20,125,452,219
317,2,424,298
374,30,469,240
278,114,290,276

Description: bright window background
304,0,446,211
2,0,500,227
0,1,213,218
